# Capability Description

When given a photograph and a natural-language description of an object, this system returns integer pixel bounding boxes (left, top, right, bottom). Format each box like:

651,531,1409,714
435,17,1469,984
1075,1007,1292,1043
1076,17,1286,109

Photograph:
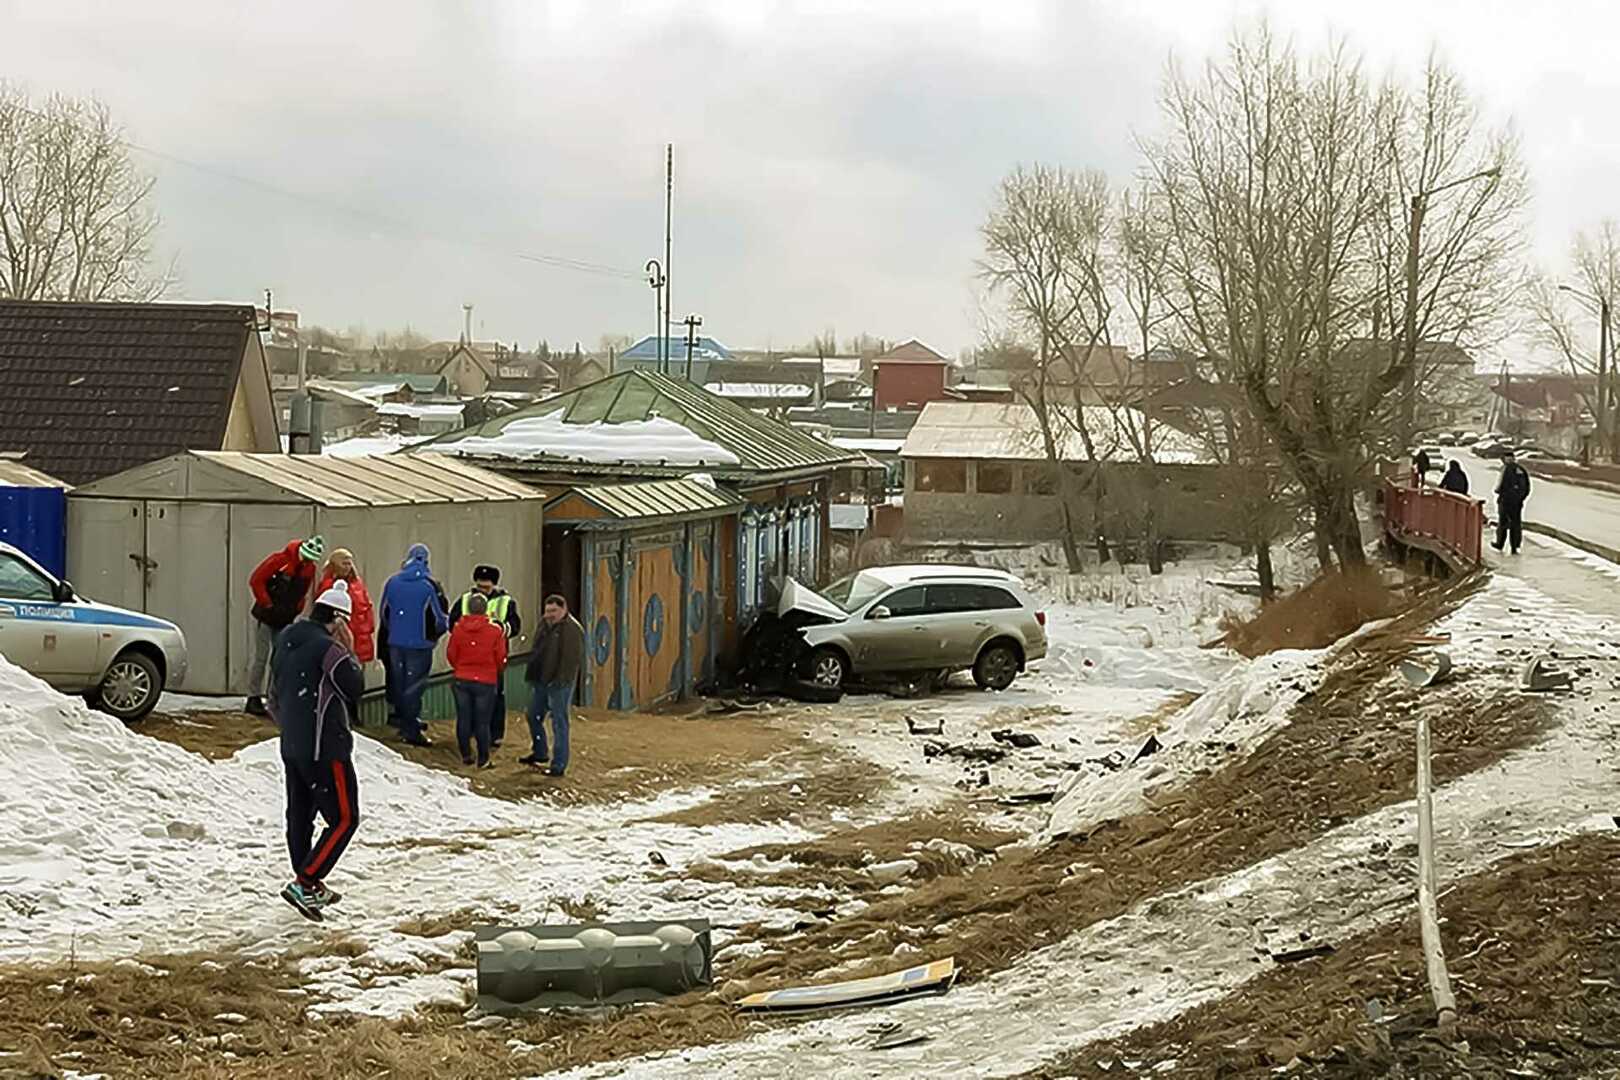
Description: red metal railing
1383,479,1485,566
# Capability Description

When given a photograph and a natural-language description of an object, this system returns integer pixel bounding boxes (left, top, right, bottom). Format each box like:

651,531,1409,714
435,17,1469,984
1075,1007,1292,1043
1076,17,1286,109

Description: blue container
0,485,68,577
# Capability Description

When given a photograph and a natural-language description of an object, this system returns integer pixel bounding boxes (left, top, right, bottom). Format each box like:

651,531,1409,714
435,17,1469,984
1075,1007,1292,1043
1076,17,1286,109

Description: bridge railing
1382,479,1485,567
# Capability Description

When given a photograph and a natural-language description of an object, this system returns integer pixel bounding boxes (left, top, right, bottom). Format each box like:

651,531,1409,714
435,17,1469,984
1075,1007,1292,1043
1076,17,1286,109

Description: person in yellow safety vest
449,565,521,749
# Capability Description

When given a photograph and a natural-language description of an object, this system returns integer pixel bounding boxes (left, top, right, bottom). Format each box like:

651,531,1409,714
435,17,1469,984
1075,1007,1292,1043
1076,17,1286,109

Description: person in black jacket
270,579,364,921
1493,452,1532,554
1439,460,1469,495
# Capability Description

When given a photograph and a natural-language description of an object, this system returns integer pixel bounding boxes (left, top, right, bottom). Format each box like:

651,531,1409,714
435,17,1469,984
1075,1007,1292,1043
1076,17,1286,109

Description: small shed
542,478,743,711
0,457,70,577
67,451,542,694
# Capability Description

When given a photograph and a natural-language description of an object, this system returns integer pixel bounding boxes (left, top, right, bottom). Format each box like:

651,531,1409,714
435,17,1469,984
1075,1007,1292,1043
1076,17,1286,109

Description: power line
7,99,646,282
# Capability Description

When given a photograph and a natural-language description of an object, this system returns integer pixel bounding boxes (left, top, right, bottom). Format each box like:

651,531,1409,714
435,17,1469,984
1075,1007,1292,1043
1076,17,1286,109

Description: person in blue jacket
379,542,449,747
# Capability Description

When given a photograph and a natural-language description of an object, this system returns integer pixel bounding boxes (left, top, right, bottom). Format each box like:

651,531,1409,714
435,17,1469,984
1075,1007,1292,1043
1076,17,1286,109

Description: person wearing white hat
268,578,363,922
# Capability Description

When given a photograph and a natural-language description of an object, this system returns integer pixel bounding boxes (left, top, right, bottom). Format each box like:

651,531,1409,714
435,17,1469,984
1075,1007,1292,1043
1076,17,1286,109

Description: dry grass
1024,831,1620,1078
136,710,278,759
642,744,892,828
1218,567,1400,657
389,707,796,806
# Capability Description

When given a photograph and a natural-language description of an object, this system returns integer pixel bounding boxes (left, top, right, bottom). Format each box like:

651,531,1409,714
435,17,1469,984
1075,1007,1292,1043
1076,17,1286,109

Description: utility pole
1558,283,1612,461
664,144,673,375
682,313,702,382
1400,167,1501,449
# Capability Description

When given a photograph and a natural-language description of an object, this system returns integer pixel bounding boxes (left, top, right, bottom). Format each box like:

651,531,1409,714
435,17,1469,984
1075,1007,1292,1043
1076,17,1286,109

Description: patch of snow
703,382,812,399
157,693,248,714
323,433,431,458
432,410,740,467
376,402,466,420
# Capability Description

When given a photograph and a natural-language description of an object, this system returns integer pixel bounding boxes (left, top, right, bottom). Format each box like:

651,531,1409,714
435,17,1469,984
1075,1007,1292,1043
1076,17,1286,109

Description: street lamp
1401,166,1503,447
645,259,666,374
1558,282,1611,459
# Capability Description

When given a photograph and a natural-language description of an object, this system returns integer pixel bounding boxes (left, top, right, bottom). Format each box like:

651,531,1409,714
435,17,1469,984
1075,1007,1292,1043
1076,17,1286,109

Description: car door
916,583,989,669
851,585,929,671
0,550,99,687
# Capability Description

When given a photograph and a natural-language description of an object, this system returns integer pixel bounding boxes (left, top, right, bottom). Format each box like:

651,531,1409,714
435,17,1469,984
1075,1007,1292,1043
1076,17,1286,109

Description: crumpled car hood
776,577,847,626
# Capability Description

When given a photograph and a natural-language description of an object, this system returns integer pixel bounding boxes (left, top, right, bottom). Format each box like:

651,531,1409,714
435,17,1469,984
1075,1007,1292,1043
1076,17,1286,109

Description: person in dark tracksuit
270,579,363,921
1493,452,1532,555
449,564,521,748
1439,460,1469,495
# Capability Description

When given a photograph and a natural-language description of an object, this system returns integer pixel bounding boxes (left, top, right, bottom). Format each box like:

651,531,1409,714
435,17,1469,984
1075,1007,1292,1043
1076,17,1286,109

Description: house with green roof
425,370,859,681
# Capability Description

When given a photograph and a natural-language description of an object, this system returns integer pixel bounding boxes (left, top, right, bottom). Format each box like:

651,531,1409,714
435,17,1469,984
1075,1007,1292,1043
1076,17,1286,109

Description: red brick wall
874,362,947,410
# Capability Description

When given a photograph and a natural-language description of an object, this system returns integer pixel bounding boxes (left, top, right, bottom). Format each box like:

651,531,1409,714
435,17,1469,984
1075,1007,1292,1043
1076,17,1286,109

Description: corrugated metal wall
0,485,67,577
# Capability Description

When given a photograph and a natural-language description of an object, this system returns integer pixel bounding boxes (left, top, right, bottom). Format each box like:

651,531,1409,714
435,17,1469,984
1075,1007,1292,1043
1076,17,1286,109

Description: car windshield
817,570,893,613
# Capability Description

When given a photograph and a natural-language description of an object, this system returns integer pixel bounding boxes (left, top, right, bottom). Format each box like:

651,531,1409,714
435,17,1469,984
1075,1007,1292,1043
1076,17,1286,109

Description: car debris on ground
734,957,958,1013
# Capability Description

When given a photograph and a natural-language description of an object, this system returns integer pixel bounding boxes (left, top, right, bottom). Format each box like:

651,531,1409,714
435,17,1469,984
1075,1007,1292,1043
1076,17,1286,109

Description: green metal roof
424,369,858,479
547,477,744,523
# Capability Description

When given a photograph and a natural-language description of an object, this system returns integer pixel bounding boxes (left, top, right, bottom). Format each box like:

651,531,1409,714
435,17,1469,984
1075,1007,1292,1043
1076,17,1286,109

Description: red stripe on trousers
303,760,354,881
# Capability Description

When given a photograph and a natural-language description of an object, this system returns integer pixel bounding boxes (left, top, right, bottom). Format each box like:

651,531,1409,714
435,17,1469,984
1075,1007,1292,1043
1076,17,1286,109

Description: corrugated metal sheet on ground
553,477,744,522
196,451,539,506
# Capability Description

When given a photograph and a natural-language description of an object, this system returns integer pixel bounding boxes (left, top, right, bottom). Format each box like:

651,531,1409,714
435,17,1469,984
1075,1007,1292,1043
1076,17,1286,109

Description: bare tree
1143,27,1524,567
978,164,1118,572
0,83,172,301
1528,221,1620,459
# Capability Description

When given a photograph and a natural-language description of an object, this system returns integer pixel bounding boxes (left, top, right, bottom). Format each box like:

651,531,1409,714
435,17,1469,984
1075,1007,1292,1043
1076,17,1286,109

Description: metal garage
67,451,542,694
542,478,741,711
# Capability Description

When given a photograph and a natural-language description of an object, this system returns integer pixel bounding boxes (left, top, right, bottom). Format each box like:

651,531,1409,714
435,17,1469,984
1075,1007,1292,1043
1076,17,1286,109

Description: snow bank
432,409,740,467
1040,647,1326,841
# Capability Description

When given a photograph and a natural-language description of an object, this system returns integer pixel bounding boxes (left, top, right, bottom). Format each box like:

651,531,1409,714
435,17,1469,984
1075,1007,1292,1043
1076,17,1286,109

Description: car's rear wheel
96,651,162,722
973,643,1020,692
808,647,848,690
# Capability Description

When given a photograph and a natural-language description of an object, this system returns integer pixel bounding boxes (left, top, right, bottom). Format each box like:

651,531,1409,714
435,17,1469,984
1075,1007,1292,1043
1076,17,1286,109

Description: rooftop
900,401,1212,465
872,339,950,366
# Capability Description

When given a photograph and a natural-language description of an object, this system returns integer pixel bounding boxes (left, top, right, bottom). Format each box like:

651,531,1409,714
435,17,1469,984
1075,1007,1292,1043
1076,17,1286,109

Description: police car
0,541,187,721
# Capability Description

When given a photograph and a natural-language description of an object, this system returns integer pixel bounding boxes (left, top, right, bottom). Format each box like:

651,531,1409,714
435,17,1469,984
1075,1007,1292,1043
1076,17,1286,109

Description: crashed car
778,565,1047,692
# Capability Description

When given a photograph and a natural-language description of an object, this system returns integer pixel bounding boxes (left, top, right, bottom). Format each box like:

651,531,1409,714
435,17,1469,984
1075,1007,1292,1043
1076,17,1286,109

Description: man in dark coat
1493,452,1532,554
1439,460,1469,495
522,594,584,776
449,564,521,747
269,579,363,921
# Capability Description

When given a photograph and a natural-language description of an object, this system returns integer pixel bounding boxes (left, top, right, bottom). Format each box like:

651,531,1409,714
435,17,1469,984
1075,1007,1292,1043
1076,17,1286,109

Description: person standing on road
314,548,375,664
449,564,521,748
1493,452,1532,554
447,592,507,769
269,579,363,921
379,543,448,747
1439,460,1469,495
522,594,583,776
246,535,324,716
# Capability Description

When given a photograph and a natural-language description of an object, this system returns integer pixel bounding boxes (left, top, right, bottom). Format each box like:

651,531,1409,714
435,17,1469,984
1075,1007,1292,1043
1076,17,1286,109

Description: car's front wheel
973,642,1020,692
808,647,848,690
96,651,162,722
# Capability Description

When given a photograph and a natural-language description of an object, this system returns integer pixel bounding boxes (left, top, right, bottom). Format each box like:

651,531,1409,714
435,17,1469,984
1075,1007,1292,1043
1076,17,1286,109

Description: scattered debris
997,789,1058,806
707,698,773,716
991,729,1042,749
1270,943,1335,965
648,851,668,867
1398,651,1454,689
736,957,958,1013
1520,655,1575,692
872,1027,932,1050
923,741,1008,765
1131,734,1162,763
906,717,944,736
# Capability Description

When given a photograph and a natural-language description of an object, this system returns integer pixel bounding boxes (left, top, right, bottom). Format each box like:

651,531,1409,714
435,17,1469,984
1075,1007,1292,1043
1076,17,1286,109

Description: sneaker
307,882,343,908
478,760,495,770
245,696,268,717
403,733,433,748
518,753,549,767
491,740,503,749
280,881,324,922
462,754,475,766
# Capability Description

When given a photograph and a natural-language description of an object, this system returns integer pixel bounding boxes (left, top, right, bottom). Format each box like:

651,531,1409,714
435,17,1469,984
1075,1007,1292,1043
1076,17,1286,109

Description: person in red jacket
314,548,375,664
446,592,508,768
246,536,324,716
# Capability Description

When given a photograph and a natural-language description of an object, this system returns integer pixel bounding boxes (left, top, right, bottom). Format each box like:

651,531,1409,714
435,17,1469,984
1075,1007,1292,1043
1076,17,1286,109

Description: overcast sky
5,0,1618,359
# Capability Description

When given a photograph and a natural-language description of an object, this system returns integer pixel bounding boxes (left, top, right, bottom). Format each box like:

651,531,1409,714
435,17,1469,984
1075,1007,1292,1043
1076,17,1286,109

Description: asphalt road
1439,449,1620,553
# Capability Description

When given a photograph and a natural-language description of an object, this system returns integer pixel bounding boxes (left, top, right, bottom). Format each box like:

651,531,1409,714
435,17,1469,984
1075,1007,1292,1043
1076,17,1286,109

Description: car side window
924,583,1021,614
966,585,1021,610
878,586,927,617
0,554,54,601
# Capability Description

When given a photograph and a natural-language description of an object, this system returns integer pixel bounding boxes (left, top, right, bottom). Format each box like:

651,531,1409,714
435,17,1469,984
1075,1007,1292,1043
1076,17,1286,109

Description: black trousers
284,757,360,885
1495,501,1524,552
492,682,507,744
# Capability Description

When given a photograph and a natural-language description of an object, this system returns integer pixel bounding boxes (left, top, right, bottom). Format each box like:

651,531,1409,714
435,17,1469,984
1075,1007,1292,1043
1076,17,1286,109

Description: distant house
872,340,952,410
424,369,858,664
1488,373,1595,456
702,358,823,410
617,334,733,385
899,401,1239,545
437,342,501,397
0,300,279,486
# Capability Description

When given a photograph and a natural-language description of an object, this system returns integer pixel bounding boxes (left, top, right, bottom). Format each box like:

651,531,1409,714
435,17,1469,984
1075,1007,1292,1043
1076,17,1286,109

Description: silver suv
0,541,188,721
780,565,1047,691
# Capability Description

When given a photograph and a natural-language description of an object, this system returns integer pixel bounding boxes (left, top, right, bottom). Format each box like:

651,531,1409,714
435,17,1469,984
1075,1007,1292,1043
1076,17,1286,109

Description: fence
1382,479,1485,568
